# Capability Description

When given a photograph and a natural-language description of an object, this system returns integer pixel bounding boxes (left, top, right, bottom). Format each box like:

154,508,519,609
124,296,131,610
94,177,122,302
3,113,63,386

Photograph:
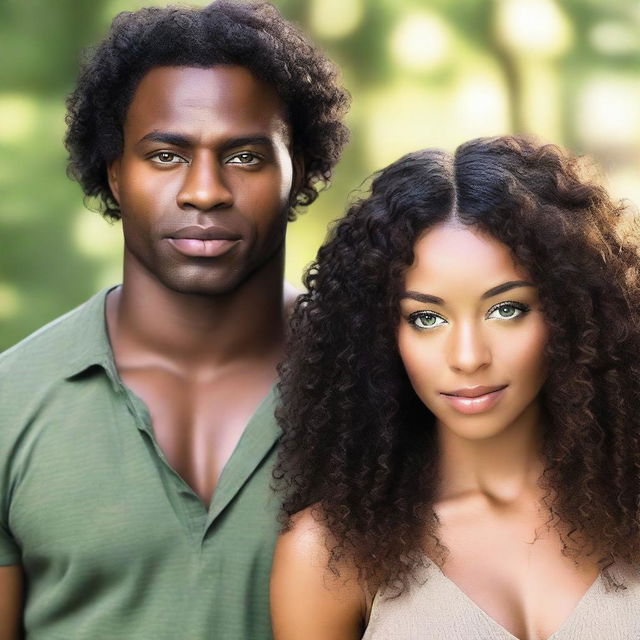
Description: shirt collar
63,286,121,384
61,287,282,446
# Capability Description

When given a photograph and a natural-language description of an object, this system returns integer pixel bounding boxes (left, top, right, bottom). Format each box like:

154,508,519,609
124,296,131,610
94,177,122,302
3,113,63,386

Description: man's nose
176,153,233,211
446,322,491,374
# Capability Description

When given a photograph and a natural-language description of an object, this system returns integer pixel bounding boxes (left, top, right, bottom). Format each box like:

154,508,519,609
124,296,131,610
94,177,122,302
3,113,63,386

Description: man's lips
166,226,241,258
169,225,241,241
439,385,508,415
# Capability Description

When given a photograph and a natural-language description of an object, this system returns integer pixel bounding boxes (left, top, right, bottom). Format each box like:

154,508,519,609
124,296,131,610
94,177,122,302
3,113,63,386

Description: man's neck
106,248,290,373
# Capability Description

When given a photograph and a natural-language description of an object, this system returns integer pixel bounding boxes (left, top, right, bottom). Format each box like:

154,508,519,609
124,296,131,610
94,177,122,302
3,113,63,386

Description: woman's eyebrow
401,291,444,305
401,280,533,305
481,280,534,299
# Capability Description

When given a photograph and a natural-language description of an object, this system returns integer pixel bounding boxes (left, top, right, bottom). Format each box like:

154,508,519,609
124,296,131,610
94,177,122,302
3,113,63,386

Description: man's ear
107,158,121,205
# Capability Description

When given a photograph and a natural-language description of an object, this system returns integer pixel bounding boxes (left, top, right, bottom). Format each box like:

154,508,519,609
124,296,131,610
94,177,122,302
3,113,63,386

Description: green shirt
0,287,281,639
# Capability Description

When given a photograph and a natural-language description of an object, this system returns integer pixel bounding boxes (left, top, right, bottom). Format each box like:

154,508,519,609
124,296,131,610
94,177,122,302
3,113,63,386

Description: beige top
362,561,640,640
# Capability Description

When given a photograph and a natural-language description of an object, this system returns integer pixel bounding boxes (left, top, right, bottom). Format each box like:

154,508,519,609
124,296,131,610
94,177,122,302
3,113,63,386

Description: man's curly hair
65,1,349,221
274,135,640,594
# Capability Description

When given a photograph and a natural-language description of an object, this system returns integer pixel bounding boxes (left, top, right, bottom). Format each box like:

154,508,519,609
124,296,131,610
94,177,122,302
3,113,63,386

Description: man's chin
158,273,245,298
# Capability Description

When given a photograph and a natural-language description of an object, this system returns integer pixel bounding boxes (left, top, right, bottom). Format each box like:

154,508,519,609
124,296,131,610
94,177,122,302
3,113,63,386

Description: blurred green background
1,0,639,350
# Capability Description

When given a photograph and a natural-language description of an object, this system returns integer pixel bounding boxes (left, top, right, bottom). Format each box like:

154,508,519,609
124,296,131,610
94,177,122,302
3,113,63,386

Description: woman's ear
290,153,306,205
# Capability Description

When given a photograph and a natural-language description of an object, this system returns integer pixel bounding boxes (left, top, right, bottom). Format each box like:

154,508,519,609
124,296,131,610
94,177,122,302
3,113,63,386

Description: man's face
108,65,295,295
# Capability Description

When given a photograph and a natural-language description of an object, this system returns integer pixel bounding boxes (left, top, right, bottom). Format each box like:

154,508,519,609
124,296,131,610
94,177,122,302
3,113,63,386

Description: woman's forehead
404,224,530,297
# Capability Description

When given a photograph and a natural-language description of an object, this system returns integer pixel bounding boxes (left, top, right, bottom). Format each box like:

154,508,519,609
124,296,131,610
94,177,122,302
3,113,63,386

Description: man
0,2,349,638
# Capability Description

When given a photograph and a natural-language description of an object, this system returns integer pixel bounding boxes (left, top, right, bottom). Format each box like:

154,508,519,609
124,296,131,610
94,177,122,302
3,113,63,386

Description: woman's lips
167,237,239,258
440,386,507,415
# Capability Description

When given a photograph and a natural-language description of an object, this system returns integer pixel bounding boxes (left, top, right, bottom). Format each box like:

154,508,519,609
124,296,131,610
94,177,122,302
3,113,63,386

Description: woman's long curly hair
274,135,640,593
64,1,349,221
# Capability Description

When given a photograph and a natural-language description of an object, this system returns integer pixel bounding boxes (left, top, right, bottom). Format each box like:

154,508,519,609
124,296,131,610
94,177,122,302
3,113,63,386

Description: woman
270,136,640,640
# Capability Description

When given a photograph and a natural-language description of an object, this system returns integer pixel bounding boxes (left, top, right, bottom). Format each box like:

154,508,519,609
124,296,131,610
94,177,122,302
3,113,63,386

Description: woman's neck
436,403,545,506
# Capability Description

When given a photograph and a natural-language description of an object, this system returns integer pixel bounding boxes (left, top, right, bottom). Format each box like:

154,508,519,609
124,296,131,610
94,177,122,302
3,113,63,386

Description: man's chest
8,372,279,563
7,375,281,637
118,364,276,506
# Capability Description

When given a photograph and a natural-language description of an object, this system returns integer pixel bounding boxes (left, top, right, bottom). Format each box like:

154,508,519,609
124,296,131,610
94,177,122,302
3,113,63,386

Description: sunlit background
1,0,639,350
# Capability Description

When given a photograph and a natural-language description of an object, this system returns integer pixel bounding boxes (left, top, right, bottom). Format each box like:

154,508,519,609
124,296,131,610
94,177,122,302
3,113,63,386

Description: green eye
498,305,516,317
486,302,530,320
409,311,447,330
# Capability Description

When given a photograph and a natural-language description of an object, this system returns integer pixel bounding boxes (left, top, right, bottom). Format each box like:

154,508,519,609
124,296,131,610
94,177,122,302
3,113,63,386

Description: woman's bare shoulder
271,506,366,640
278,507,336,563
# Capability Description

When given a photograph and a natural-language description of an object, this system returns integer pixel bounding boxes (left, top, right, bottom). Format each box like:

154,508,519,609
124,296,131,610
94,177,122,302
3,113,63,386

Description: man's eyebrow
137,131,193,147
136,131,274,152
218,136,274,152
481,280,534,299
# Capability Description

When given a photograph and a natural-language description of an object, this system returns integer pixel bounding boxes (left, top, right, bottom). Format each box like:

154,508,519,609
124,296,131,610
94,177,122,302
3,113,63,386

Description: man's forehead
124,65,289,137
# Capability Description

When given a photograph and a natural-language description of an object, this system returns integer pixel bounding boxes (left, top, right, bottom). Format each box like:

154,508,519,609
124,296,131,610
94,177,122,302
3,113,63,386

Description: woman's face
397,223,548,441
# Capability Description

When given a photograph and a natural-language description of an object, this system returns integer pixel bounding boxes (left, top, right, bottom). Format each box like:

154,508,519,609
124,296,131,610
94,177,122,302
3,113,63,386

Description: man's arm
0,565,24,640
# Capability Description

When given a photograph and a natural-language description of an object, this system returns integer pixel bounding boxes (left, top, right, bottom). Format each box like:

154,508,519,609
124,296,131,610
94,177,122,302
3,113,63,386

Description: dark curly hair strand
274,135,640,594
65,1,350,220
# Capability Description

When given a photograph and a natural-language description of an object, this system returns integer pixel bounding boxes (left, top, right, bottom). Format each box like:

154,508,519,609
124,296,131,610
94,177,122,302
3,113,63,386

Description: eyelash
407,301,531,331
149,151,262,165
150,151,187,164
486,300,531,320
407,310,446,330
226,151,261,165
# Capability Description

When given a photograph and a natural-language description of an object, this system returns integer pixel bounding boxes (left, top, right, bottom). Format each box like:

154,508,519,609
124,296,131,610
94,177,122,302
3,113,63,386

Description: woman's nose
447,322,491,374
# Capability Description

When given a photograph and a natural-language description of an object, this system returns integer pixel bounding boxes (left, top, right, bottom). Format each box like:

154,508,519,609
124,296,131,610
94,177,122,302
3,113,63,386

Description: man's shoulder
0,289,109,382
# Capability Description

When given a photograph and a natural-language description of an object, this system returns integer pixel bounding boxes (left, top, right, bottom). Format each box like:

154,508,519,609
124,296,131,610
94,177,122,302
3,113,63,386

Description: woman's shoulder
271,505,367,640
272,505,363,593
277,506,331,558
